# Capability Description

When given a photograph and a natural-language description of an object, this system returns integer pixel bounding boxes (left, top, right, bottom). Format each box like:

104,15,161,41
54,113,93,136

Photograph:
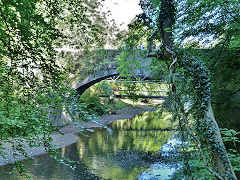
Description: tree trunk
205,101,237,179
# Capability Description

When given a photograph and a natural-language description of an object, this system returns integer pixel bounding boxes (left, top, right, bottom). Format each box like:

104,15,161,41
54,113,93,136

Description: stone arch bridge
75,49,158,95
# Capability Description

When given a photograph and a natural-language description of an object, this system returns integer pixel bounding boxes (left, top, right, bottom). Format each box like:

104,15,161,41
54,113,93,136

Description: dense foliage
0,0,115,174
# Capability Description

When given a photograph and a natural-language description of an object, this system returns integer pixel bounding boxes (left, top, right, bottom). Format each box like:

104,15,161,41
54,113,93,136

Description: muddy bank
0,106,157,166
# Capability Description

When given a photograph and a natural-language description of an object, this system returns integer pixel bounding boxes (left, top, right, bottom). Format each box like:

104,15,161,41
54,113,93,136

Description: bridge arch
75,70,154,95
75,69,120,95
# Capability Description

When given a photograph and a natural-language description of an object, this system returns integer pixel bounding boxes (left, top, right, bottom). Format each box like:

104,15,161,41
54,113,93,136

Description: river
0,111,178,179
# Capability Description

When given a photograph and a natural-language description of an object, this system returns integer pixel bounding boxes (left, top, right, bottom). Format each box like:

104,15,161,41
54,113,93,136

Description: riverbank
0,105,157,166
61,106,157,133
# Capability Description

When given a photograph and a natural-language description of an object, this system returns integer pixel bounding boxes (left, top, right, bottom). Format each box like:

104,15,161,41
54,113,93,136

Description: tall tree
119,0,238,179
152,0,237,179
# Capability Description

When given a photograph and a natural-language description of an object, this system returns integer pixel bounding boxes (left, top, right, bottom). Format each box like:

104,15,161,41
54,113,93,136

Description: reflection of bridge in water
75,49,166,97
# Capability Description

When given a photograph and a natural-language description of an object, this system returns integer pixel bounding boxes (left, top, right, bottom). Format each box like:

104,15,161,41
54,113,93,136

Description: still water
0,111,176,179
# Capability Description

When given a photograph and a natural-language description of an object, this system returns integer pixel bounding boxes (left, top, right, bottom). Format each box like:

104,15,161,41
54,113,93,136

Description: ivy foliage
173,52,211,119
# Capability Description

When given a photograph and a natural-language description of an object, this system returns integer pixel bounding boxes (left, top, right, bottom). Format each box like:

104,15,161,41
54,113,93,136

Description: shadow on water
0,110,176,180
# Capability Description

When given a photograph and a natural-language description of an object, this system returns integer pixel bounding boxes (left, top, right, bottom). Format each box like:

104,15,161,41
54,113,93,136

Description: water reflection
111,110,173,130
76,128,173,179
0,111,174,180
